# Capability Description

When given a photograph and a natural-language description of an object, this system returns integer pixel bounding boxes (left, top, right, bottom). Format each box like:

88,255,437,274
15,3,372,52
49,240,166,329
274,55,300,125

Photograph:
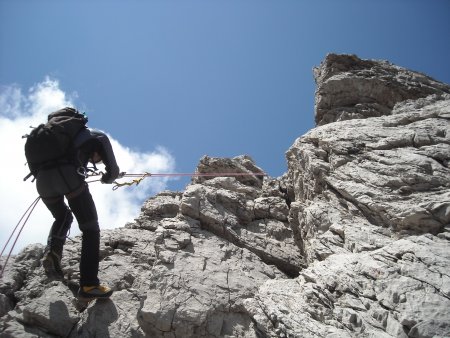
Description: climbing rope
112,171,266,190
0,169,266,278
84,170,266,190
0,196,41,278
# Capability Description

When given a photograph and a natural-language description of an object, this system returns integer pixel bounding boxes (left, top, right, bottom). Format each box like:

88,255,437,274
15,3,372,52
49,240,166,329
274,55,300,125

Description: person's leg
36,165,85,278
68,184,113,299
44,197,73,255
41,196,73,277
67,183,100,287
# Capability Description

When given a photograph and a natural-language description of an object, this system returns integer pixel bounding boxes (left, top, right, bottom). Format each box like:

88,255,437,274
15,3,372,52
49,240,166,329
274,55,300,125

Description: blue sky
2,0,449,185
1,0,450,252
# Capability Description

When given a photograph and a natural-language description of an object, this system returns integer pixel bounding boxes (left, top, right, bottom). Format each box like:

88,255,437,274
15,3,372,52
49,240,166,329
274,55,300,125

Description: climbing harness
77,166,89,178
0,196,41,278
77,163,101,178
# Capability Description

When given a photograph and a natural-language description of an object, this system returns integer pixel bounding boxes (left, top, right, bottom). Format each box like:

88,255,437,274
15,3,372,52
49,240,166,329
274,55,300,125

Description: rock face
1,54,450,338
313,53,450,126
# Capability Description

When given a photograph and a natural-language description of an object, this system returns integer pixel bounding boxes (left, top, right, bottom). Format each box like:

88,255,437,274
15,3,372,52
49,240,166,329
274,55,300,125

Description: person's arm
95,133,120,184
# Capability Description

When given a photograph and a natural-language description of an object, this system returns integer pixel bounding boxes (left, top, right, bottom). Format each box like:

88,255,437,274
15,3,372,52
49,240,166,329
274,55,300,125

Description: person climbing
26,107,120,300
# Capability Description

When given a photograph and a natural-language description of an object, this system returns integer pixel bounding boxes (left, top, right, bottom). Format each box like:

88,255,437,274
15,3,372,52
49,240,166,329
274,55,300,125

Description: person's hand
101,172,115,184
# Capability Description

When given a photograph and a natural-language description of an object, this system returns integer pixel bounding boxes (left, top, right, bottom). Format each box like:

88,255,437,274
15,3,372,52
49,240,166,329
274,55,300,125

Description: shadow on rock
75,299,118,338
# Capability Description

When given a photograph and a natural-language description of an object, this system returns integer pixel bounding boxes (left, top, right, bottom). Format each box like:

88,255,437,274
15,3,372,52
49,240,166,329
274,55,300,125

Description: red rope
87,171,266,186
110,171,266,190
121,172,266,177
0,196,41,278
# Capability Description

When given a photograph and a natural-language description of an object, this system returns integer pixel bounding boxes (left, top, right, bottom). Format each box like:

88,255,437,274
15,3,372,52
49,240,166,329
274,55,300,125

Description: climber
28,108,120,300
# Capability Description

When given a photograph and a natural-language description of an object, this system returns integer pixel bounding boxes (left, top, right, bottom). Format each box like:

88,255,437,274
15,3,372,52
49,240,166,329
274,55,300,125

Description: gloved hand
101,172,115,184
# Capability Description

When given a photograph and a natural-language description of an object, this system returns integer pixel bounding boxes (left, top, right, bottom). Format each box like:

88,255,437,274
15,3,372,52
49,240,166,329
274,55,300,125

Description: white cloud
0,78,176,256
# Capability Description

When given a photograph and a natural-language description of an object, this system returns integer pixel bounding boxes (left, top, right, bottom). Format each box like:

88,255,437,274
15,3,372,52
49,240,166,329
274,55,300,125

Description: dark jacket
74,128,120,183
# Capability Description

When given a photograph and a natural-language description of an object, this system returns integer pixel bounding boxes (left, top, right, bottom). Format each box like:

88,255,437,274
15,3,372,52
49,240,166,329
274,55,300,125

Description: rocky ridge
1,54,449,337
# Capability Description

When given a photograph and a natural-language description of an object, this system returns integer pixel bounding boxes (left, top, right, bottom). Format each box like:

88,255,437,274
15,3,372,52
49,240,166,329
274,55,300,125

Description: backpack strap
23,172,34,182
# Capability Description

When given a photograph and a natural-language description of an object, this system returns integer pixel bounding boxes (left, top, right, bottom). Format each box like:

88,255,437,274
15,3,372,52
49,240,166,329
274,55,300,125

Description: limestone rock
314,53,450,126
1,190,289,337
248,54,450,338
180,170,304,277
245,235,450,338
192,155,265,188
286,92,450,264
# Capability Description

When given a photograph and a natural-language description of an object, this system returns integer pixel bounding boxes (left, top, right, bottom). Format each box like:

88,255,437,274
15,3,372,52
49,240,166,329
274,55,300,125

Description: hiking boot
78,284,113,300
42,250,63,279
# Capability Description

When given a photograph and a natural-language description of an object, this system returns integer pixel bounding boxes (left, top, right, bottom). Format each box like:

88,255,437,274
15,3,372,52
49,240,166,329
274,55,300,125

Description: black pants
37,165,100,287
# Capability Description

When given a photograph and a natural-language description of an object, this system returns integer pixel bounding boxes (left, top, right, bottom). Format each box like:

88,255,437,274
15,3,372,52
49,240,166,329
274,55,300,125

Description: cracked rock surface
1,54,450,337
0,158,294,338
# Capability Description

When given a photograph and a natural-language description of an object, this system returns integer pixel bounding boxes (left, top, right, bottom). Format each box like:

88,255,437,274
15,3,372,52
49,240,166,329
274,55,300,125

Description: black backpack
24,107,88,178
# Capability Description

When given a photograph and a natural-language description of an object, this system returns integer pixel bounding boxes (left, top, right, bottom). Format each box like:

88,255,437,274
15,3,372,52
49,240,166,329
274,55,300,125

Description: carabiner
77,166,88,178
